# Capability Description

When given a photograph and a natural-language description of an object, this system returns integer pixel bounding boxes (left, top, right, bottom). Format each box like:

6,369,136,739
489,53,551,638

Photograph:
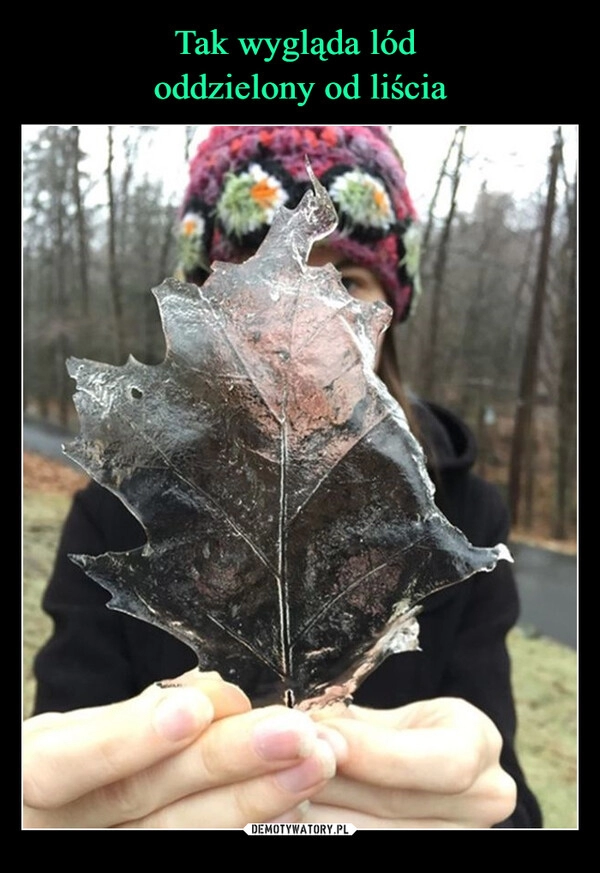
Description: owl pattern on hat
179,126,422,323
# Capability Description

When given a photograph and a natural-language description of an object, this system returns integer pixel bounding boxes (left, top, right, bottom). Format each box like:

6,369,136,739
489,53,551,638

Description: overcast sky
22,124,578,219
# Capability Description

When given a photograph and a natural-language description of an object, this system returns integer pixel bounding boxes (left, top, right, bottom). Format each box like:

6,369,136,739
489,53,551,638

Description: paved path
23,421,81,470
23,419,577,649
510,542,577,649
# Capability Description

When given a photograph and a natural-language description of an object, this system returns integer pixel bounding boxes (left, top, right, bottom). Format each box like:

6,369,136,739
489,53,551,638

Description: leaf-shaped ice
66,172,511,709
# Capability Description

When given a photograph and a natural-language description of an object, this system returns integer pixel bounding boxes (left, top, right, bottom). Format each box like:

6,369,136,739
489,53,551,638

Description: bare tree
23,127,85,425
499,226,537,377
50,127,71,427
420,129,465,259
422,126,467,399
24,126,182,422
554,171,577,539
69,126,90,319
184,126,197,162
107,126,126,362
509,128,563,527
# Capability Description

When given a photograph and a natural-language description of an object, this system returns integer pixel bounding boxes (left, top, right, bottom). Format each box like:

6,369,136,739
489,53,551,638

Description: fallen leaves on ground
23,452,88,495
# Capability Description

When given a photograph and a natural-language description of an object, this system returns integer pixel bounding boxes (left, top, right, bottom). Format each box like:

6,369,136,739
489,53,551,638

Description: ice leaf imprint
66,171,511,709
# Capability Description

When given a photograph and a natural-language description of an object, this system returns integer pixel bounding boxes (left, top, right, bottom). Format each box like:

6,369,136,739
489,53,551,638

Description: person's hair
377,329,422,444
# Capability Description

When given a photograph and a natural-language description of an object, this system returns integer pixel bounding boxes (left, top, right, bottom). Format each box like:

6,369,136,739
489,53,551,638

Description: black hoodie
32,401,542,827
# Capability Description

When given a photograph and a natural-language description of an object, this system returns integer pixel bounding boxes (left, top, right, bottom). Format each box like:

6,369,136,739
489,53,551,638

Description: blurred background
22,125,577,826
22,123,577,544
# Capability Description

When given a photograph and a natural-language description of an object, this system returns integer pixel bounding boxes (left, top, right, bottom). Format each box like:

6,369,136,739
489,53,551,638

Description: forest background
22,124,578,543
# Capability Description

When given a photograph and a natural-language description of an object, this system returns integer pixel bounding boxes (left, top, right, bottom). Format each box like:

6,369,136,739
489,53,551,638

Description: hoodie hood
411,399,478,475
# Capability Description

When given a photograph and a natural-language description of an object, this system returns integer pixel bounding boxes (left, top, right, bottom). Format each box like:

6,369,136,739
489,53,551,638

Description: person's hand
23,670,341,829
307,697,517,828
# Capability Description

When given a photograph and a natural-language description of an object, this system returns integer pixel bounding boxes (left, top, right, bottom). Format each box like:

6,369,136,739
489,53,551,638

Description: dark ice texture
66,170,511,709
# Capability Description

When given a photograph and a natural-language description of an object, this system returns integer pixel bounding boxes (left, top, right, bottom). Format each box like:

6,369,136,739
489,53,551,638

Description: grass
507,628,577,828
22,491,69,716
22,482,577,829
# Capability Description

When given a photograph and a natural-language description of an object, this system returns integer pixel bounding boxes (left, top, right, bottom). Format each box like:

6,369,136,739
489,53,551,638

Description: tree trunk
554,172,577,539
185,126,196,162
118,133,136,262
107,126,126,362
497,227,537,383
509,128,563,527
422,125,467,399
421,133,456,259
70,126,90,319
47,128,72,428
157,207,175,285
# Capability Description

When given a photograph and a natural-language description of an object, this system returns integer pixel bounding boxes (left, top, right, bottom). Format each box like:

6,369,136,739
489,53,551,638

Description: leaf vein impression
287,404,392,527
133,589,281,675
81,385,279,580
198,289,284,426
291,532,430,648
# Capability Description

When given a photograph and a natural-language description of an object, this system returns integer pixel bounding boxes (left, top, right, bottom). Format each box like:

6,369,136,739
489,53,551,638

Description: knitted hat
178,126,421,323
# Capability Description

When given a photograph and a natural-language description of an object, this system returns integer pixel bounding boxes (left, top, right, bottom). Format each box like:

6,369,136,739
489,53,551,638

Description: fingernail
268,801,311,824
152,688,213,742
274,739,336,793
253,711,318,761
316,724,349,763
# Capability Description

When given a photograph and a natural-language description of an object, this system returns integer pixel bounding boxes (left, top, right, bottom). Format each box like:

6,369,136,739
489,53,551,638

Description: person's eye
341,275,360,295
338,269,387,305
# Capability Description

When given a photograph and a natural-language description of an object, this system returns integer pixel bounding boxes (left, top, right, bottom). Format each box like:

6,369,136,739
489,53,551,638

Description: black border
24,18,579,123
